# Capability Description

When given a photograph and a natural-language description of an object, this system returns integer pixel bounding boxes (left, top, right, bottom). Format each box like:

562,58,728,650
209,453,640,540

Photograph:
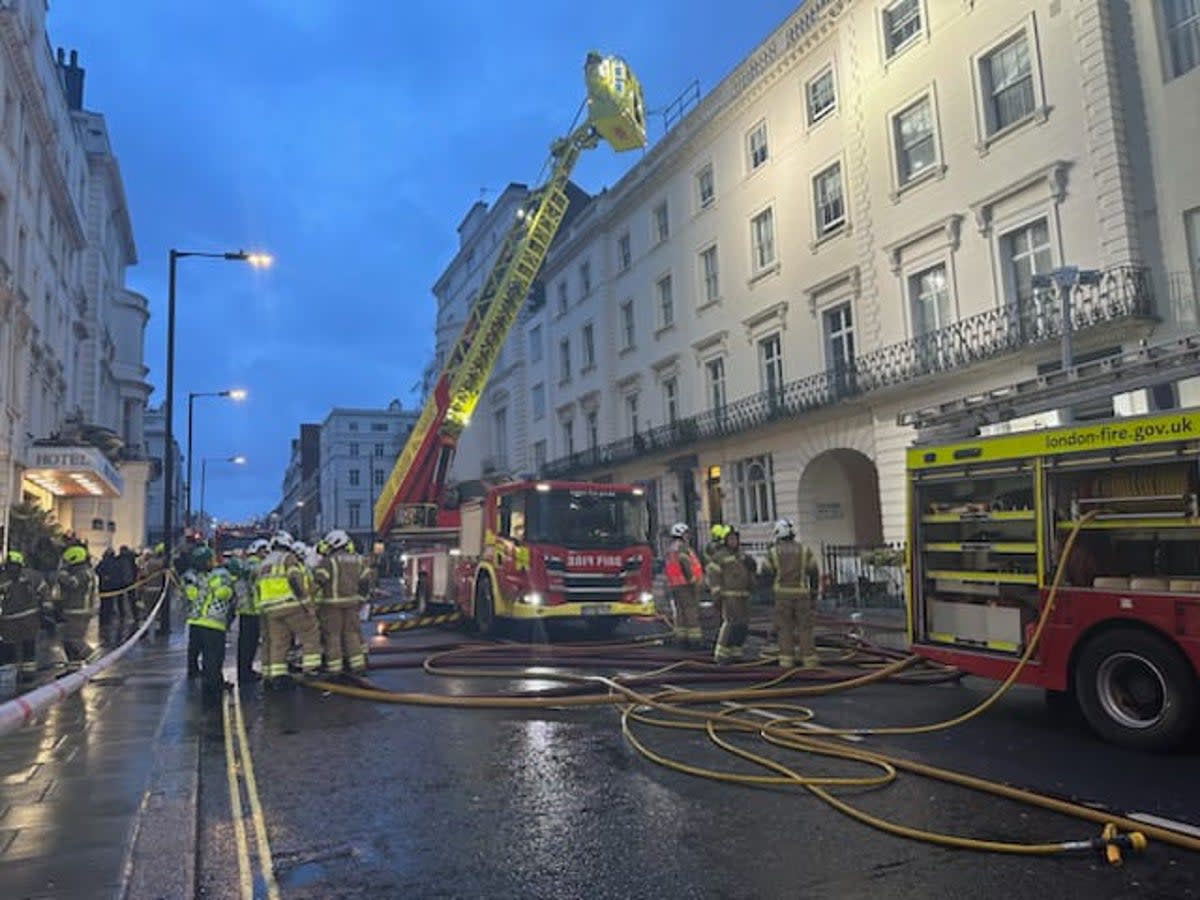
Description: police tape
369,601,418,617
376,612,463,633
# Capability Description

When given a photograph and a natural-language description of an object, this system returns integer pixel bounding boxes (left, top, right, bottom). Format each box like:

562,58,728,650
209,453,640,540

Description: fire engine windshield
525,490,650,549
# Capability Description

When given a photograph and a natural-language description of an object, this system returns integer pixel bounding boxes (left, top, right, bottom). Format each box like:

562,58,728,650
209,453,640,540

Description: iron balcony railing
543,265,1153,478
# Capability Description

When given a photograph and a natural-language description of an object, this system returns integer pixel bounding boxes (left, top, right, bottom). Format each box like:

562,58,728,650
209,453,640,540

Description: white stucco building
314,402,418,549
444,0,1200,553
0,1,151,552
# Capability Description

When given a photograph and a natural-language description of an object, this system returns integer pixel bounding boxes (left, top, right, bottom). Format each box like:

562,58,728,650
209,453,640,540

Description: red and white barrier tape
0,585,169,737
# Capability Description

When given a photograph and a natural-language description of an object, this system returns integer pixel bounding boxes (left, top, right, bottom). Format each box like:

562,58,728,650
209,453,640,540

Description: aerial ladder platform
375,53,646,538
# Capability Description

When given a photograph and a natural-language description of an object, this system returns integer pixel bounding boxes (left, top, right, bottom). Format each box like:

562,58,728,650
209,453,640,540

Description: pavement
0,610,201,900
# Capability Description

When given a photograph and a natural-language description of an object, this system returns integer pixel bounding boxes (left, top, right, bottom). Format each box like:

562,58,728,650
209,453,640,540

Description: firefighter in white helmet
256,532,321,685
663,522,704,648
761,518,821,668
312,529,371,677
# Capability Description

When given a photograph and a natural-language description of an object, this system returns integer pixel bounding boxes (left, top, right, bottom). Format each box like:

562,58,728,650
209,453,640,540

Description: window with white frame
883,0,922,58
751,207,776,272
653,201,670,243
1164,0,1200,78
579,259,591,296
531,382,546,421
893,95,936,186
656,274,674,329
617,231,632,271
813,162,846,238
625,392,640,436
696,163,715,209
734,455,775,523
908,263,951,336
493,407,508,468
349,442,359,457
348,502,361,528
562,418,575,456
559,338,572,382
663,376,679,424
747,120,769,170
700,244,720,304
620,300,636,350
980,32,1036,135
758,333,783,395
529,324,543,363
582,322,595,369
806,67,836,125
556,280,569,315
373,468,385,487
348,421,358,432
586,409,599,449
1001,218,1053,305
533,440,547,470
349,468,361,487
373,443,385,457
706,357,727,411
824,302,855,373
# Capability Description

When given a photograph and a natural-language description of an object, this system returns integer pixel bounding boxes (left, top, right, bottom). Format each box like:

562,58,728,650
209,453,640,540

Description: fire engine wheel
473,578,499,637
1074,628,1198,751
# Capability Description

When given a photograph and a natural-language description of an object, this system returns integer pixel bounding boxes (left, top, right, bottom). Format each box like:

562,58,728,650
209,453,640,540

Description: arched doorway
796,449,883,549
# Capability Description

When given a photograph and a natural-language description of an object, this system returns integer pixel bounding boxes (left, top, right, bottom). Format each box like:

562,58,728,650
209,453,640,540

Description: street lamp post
1031,266,1102,426
199,455,247,537
186,388,247,527
160,249,270,635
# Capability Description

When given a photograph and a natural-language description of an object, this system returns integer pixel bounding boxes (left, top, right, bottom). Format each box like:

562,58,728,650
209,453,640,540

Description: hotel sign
26,445,124,497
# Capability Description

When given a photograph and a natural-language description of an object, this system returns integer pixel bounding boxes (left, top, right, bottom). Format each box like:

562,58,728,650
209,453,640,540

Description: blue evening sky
48,0,801,523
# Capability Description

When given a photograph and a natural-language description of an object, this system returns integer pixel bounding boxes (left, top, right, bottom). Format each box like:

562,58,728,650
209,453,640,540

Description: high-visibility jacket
186,569,235,632
664,540,703,588
717,549,756,598
237,554,262,614
312,552,369,606
764,539,818,597
56,563,97,615
0,566,46,619
255,551,308,612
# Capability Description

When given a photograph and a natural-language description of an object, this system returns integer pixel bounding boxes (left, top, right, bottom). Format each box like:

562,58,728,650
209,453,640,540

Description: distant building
144,405,183,547
280,423,320,540
0,2,151,551
303,401,418,549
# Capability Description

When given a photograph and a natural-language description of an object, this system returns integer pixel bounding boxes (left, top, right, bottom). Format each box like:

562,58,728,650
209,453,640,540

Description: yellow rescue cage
585,52,646,152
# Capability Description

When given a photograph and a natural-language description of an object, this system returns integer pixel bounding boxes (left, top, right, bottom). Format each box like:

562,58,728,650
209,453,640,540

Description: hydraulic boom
375,54,646,536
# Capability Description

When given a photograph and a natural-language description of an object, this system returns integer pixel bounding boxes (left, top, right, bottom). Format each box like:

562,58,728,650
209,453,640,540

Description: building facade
0,1,151,551
143,404,183,546
315,402,417,549
280,423,320,539
444,0,1199,552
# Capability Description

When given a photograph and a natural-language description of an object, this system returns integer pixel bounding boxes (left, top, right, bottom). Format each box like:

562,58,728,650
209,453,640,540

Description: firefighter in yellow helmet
256,532,321,686
0,550,49,681
312,529,371,678
713,527,757,663
703,523,731,617
56,543,98,670
761,518,821,668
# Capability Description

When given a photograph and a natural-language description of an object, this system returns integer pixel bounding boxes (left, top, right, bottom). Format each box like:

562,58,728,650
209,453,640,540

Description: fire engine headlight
523,592,544,606
639,591,654,605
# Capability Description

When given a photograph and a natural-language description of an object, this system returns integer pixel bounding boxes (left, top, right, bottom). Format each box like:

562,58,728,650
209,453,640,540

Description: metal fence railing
819,543,906,613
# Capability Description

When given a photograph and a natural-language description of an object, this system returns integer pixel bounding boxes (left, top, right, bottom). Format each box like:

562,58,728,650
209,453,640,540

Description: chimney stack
57,47,85,111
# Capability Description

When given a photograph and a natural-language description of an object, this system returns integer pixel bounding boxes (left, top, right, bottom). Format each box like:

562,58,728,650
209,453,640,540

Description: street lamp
160,248,270,635
1031,266,1102,427
186,388,248,526
199,455,247,536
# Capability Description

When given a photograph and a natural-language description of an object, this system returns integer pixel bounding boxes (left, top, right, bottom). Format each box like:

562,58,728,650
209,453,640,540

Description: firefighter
256,532,321,685
186,561,236,699
185,546,215,679
762,518,821,669
713,526,756,663
0,550,48,681
235,539,269,682
312,529,370,678
703,523,730,611
138,544,167,622
664,523,704,649
56,543,98,670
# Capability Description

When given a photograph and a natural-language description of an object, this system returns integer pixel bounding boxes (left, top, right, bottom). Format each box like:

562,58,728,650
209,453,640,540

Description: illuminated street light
186,387,249,528
199,455,247,537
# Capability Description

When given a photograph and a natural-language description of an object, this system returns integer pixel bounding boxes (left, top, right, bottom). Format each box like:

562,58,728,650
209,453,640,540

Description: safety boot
801,654,821,669
778,656,795,669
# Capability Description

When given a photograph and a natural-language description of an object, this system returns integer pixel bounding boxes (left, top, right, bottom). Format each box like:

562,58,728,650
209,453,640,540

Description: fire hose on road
303,515,1200,864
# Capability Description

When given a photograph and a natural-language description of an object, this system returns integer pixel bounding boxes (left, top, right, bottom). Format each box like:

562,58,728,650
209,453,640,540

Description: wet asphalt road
194,623,1200,900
